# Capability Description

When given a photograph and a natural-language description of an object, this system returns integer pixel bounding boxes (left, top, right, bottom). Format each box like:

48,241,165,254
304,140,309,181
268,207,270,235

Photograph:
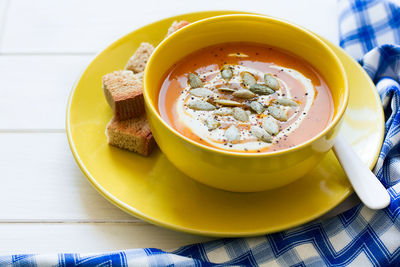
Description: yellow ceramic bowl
144,14,348,192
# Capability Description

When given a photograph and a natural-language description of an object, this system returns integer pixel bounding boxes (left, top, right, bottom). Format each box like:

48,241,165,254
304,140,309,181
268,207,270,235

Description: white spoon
332,134,391,210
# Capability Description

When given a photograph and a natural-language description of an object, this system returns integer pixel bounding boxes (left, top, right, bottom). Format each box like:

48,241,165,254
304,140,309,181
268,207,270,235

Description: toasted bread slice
166,20,190,37
106,115,155,156
102,70,144,120
133,72,143,83
125,42,154,73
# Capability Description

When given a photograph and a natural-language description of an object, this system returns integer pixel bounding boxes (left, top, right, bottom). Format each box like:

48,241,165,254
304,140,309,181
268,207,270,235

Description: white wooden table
0,0,352,254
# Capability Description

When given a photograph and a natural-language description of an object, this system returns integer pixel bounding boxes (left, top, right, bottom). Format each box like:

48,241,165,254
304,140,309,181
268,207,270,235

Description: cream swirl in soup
158,43,333,153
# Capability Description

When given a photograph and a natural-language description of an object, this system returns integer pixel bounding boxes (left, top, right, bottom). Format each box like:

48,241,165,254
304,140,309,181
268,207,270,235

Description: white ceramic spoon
333,134,391,210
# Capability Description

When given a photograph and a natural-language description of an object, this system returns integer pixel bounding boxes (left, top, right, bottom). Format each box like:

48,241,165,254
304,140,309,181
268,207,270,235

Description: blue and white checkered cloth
1,0,400,266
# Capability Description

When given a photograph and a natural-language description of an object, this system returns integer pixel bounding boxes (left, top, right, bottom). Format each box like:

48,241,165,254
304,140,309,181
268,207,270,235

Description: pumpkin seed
214,107,232,116
250,101,265,114
268,106,288,121
225,125,240,143
217,87,236,93
241,72,257,87
232,107,249,122
189,88,214,98
250,126,272,143
187,99,216,111
262,117,279,135
221,66,233,80
188,73,203,88
264,74,280,90
215,99,242,107
274,98,299,107
249,84,275,95
205,116,219,130
232,89,256,99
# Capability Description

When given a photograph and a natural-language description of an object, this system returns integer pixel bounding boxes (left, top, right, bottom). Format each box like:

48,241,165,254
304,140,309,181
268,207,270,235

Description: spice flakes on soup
176,64,314,151
158,43,334,153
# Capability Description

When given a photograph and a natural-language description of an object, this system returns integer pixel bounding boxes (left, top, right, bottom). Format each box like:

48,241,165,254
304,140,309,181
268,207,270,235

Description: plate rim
66,10,385,237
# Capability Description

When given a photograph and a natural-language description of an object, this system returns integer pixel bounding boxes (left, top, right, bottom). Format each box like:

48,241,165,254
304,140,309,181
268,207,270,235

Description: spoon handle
332,134,390,210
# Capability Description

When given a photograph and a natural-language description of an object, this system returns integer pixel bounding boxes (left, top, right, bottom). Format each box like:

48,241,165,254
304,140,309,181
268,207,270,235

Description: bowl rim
143,14,349,158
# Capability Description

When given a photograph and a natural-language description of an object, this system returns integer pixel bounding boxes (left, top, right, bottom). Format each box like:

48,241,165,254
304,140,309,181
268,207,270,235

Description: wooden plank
0,133,136,221
0,55,92,129
0,223,215,254
0,0,8,15
0,0,9,50
0,0,9,31
1,0,338,53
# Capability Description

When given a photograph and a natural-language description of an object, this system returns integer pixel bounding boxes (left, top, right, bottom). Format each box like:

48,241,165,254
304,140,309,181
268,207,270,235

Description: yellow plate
66,11,384,237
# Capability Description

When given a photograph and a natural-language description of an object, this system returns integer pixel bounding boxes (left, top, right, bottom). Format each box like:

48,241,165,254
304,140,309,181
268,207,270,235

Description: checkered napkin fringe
1,0,400,266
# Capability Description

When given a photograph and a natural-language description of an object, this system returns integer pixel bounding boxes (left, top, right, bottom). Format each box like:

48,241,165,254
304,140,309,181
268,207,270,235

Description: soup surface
158,42,333,153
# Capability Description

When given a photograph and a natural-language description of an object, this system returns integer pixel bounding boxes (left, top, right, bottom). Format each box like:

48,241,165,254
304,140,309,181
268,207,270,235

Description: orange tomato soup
158,42,333,153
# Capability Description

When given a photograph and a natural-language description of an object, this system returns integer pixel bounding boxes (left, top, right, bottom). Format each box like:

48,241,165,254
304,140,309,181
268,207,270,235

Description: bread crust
125,42,154,73
102,70,144,120
105,115,156,156
166,20,190,37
